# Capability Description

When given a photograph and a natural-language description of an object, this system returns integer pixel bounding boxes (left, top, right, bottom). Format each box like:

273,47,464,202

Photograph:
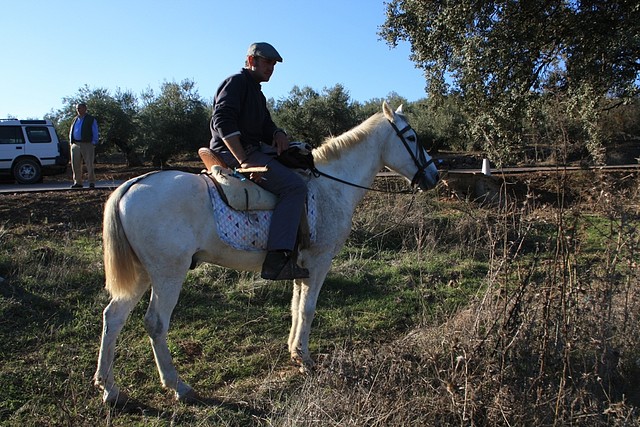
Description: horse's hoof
291,354,303,366
299,361,316,374
103,387,130,408
176,387,201,404
291,354,315,374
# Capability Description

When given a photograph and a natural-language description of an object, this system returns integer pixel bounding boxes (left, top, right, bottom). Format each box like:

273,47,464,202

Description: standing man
210,42,309,280
69,102,99,188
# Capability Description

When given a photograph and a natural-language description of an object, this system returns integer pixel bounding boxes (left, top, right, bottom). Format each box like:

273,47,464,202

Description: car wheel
13,158,42,184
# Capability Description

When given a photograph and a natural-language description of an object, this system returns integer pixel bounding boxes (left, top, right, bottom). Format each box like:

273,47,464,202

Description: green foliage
41,25,640,167
48,80,210,167
601,97,640,141
137,80,210,166
272,84,359,146
408,96,468,151
49,85,143,166
380,0,640,164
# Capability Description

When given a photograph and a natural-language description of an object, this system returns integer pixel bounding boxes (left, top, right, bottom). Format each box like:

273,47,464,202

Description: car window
0,126,25,144
25,126,52,143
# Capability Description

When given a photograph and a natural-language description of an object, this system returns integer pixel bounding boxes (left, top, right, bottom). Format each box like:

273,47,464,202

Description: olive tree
51,86,144,166
273,84,358,146
380,0,640,164
137,80,210,166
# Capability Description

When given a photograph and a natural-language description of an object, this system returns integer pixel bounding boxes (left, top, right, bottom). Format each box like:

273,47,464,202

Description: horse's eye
407,135,416,142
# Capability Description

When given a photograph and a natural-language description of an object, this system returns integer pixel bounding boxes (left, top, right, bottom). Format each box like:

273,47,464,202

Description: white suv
0,119,69,184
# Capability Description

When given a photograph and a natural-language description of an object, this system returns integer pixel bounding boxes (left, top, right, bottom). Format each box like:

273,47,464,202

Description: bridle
386,119,437,188
312,118,436,194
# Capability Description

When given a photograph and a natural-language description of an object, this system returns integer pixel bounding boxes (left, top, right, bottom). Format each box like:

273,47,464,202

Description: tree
321,84,358,138
272,86,322,145
50,86,144,166
380,0,640,164
137,80,210,166
273,84,359,146
411,96,468,152
104,90,144,166
356,92,408,118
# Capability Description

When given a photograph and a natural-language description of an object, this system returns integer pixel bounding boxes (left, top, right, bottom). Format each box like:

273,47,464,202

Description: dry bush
274,171,640,426
352,178,491,259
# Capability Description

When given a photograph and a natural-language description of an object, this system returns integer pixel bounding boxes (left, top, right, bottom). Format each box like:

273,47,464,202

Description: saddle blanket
205,176,317,251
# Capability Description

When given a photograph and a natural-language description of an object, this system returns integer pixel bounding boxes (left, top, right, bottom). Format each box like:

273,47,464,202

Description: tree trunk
113,140,144,167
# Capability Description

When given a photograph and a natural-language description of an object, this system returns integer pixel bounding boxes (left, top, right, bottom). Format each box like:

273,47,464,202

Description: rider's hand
250,173,265,182
273,131,290,155
240,161,265,183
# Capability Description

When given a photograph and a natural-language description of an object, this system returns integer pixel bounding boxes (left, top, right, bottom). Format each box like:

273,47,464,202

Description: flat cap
247,42,283,62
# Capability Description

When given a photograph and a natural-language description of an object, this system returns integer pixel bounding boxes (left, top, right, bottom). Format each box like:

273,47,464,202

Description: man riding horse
209,42,309,281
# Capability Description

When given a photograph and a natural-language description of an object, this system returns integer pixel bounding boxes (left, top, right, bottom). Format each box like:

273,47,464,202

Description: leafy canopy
380,0,640,163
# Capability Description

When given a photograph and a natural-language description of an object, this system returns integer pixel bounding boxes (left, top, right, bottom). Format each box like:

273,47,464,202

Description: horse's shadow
183,393,267,418
108,392,266,420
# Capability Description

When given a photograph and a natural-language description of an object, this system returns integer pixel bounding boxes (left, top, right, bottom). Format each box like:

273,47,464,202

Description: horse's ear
396,104,404,114
382,101,394,121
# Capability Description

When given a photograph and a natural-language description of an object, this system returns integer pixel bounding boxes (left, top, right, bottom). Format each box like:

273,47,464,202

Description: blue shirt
72,115,99,144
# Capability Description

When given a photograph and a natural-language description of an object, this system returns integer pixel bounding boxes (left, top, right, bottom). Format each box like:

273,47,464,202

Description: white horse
94,102,439,404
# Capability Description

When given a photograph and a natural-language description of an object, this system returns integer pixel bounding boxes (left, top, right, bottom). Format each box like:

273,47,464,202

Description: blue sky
0,0,427,119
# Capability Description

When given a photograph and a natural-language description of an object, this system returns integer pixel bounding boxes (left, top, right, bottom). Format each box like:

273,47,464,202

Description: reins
310,167,415,194
311,118,434,195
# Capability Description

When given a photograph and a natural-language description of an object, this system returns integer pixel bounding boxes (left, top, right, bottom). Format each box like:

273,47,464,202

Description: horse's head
382,102,439,191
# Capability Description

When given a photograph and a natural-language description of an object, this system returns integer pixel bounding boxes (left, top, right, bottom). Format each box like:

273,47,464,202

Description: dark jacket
209,68,278,152
69,114,96,143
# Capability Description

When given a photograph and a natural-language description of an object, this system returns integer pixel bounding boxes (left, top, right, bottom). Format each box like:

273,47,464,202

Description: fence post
482,158,491,176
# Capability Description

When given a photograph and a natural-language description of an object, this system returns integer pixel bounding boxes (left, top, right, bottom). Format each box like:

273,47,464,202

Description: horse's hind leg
144,277,194,401
95,291,145,404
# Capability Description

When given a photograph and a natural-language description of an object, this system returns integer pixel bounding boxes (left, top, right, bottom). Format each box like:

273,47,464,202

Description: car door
24,125,57,164
0,125,26,171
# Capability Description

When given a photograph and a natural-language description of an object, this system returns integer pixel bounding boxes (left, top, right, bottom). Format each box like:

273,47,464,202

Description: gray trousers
218,147,307,252
70,142,96,185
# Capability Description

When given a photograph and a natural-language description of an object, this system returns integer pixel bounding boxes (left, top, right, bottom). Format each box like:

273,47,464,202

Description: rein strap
311,168,415,194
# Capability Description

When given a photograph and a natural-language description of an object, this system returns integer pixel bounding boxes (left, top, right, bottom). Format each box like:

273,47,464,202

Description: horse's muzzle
414,169,439,191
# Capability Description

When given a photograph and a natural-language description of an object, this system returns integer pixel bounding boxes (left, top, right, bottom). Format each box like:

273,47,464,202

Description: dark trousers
218,148,307,252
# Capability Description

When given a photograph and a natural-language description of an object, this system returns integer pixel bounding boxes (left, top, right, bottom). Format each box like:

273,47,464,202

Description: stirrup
261,252,309,280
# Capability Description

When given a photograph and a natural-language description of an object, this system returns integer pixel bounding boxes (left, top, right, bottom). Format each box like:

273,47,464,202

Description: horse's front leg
288,279,302,356
288,261,330,372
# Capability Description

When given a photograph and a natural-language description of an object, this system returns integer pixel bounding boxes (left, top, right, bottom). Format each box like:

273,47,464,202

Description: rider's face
249,56,277,83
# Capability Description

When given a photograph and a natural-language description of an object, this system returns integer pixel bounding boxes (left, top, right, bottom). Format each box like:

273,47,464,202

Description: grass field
1,168,639,426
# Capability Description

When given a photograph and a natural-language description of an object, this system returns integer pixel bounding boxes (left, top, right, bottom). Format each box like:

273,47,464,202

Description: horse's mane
313,113,385,163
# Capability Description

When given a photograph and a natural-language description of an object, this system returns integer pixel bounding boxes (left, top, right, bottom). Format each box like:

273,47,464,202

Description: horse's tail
103,180,146,300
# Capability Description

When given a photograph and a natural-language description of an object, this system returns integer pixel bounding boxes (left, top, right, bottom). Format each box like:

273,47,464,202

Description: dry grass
272,171,640,426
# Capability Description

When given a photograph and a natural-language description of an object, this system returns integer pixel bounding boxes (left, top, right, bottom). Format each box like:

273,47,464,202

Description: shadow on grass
107,391,268,422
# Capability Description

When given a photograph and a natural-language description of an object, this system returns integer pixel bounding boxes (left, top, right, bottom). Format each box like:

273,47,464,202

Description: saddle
208,164,278,211
199,147,277,211
198,147,311,248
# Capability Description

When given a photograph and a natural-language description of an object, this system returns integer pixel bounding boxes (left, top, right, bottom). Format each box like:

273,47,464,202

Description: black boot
261,251,310,280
